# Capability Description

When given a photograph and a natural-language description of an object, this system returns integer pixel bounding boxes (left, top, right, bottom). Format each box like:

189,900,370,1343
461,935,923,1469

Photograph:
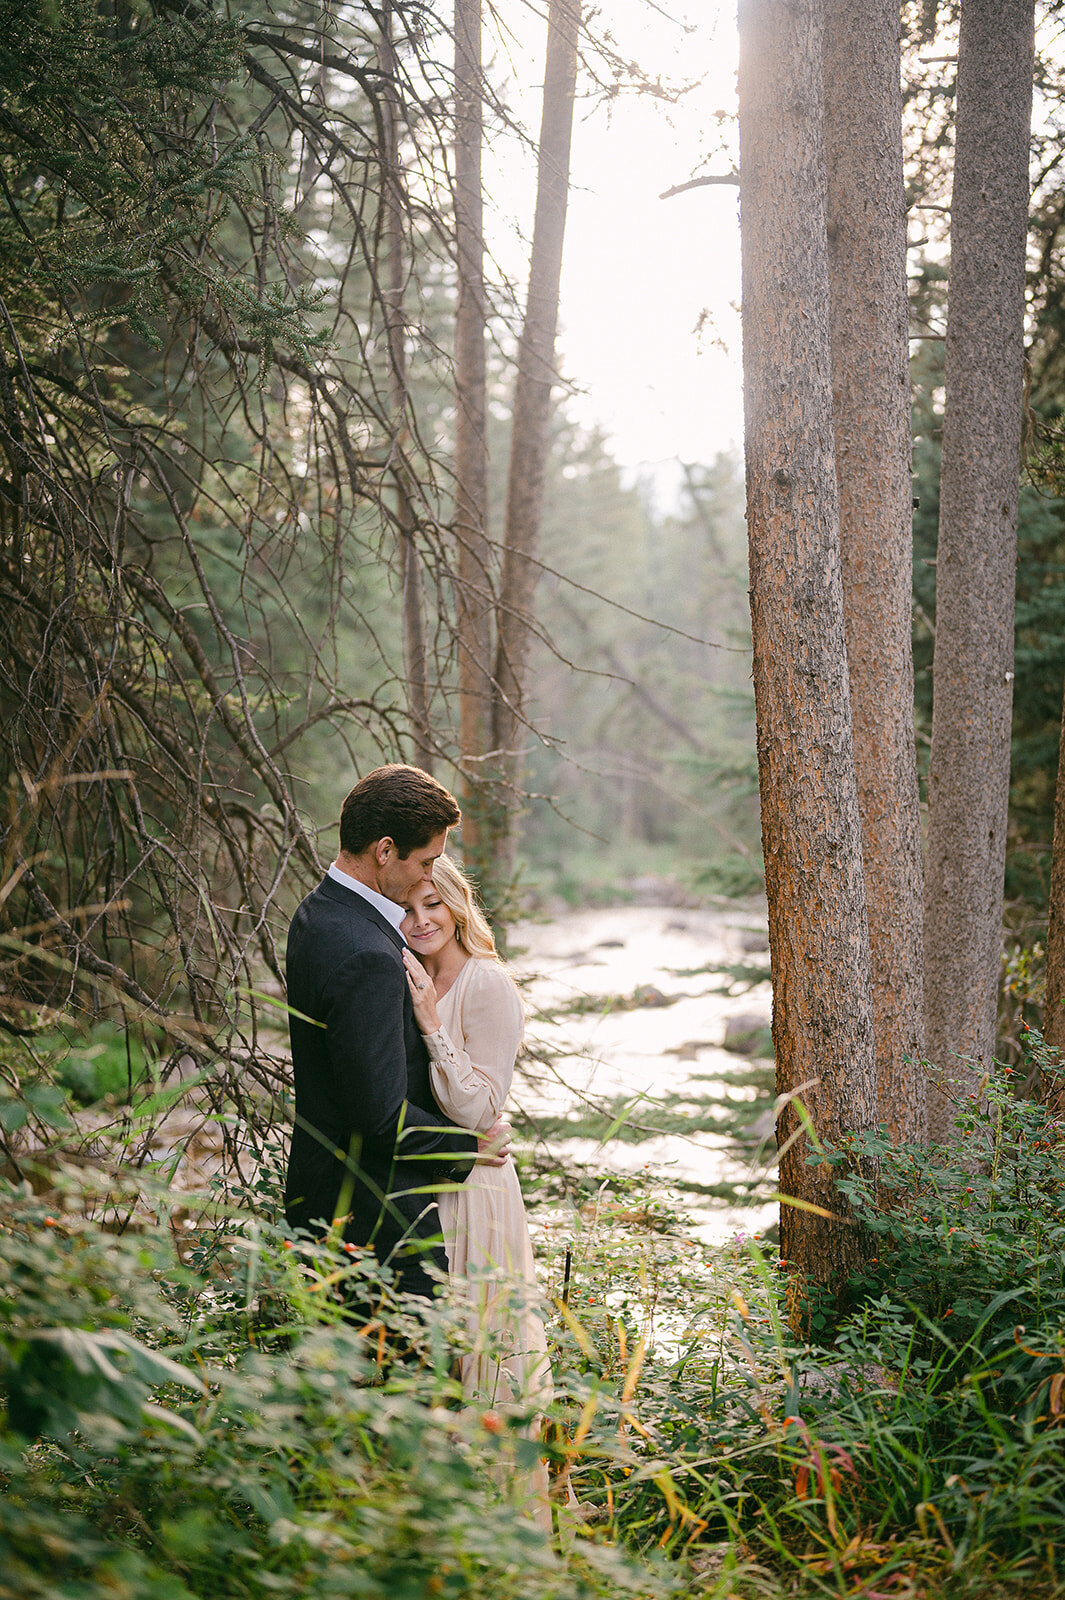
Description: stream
510,901,778,1246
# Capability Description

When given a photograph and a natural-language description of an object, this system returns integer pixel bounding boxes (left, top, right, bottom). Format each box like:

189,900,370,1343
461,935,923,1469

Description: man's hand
476,1114,513,1167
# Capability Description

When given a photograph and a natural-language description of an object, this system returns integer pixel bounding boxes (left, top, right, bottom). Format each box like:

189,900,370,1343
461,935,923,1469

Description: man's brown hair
338,764,461,858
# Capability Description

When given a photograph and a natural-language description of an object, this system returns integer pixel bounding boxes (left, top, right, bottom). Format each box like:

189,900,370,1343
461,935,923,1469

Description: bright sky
484,0,744,502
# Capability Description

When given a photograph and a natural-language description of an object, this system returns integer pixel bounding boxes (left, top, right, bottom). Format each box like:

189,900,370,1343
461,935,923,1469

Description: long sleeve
425,961,524,1132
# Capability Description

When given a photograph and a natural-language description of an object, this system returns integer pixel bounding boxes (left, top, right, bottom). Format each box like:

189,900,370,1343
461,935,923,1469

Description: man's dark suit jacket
284,874,477,1298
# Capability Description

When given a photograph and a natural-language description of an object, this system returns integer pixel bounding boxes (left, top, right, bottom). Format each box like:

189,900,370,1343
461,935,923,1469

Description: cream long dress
423,957,551,1413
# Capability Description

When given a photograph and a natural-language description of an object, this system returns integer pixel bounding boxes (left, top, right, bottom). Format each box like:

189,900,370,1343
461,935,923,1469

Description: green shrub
835,1031,1065,1358
540,1041,1065,1596
5,1034,1064,1600
0,1176,682,1600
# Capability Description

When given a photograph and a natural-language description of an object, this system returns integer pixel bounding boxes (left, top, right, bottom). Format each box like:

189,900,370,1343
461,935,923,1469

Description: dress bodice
425,957,524,1133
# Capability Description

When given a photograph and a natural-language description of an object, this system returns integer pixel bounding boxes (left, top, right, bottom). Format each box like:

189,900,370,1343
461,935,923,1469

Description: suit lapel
317,875,406,951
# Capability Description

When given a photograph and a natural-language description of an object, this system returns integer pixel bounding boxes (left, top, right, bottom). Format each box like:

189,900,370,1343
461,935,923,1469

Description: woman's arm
423,963,524,1133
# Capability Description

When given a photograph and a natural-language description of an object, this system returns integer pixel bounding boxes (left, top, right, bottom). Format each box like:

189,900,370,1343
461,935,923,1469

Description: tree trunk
490,0,579,882
739,0,878,1294
824,0,926,1141
453,0,495,873
1043,677,1065,1057
923,0,1034,1137
381,2,433,770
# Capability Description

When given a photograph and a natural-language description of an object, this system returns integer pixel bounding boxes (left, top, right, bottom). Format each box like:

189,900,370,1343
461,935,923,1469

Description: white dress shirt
327,862,407,939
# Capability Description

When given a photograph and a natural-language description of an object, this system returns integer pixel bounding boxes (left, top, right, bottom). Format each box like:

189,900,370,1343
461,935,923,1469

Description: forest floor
9,902,1064,1598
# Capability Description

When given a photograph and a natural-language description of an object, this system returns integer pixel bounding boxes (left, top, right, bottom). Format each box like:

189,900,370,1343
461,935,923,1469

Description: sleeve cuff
424,1026,460,1064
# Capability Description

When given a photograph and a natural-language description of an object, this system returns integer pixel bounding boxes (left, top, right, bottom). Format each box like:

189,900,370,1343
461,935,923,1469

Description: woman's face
401,880,458,958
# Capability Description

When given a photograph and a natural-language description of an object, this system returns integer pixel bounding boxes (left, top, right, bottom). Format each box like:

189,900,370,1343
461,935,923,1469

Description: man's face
377,830,448,905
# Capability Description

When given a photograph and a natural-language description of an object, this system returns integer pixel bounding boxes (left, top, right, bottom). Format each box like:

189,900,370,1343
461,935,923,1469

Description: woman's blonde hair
431,855,500,960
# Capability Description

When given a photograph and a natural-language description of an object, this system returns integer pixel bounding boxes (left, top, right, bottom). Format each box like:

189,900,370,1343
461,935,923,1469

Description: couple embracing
283,763,549,1412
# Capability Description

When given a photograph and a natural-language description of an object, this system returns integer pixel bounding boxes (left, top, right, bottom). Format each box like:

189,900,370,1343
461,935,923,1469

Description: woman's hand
403,949,441,1033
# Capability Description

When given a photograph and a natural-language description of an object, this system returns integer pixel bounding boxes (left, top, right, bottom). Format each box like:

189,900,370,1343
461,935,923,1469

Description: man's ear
375,836,394,865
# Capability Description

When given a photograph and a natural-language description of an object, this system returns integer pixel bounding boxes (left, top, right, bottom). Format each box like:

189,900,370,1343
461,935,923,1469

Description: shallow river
509,902,778,1245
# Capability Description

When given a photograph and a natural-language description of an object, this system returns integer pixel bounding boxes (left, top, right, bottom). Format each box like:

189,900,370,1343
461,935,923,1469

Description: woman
400,856,551,1421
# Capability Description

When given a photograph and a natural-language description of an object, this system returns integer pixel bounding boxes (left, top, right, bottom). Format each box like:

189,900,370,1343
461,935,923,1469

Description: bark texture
491,0,579,880
1044,678,1065,1055
824,0,926,1141
739,0,878,1291
923,0,1035,1137
381,2,432,769
453,0,494,864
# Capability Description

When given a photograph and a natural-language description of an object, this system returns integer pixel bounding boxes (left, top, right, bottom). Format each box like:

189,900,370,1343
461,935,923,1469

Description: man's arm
322,950,476,1176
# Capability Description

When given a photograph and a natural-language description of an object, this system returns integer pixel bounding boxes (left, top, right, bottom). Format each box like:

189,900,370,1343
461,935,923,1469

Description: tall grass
1,1030,1063,1598
549,1037,1065,1597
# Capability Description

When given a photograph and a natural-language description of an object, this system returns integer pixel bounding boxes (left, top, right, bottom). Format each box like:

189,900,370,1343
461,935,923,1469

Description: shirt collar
327,862,407,938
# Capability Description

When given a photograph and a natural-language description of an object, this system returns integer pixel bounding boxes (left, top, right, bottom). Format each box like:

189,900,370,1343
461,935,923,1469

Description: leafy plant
522,1041,1065,1597
0,1173,686,1600
4,1029,1065,1600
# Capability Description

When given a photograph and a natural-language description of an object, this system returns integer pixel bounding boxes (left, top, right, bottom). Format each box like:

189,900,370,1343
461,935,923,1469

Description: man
284,763,508,1299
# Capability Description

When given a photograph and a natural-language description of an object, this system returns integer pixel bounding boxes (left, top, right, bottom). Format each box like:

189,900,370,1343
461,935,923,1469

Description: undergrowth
1,1032,1064,1598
